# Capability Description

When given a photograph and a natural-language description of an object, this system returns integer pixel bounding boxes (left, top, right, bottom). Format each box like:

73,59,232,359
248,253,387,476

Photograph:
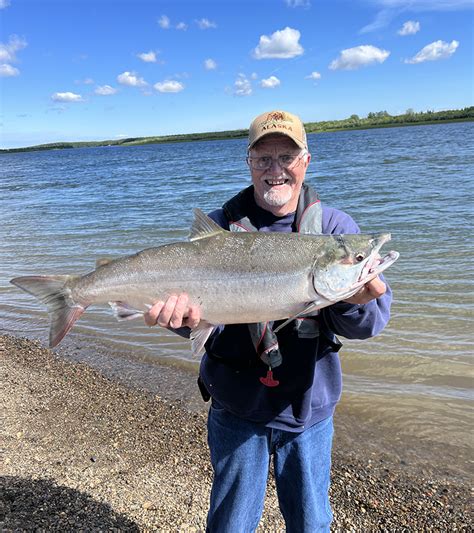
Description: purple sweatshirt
198,200,392,432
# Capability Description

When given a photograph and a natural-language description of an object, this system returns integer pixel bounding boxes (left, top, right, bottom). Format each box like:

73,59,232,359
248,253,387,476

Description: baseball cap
248,110,308,150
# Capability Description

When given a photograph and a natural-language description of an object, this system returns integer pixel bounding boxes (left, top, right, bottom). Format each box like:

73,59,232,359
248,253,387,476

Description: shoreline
1,334,470,530
1,113,473,154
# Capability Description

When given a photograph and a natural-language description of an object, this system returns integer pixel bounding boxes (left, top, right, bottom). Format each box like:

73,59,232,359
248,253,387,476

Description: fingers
144,301,165,327
144,293,200,329
152,294,177,327
344,276,386,305
184,304,201,329
167,293,190,329
366,277,386,299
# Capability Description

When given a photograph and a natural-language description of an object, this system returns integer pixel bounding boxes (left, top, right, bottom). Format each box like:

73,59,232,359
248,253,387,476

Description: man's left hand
344,276,386,305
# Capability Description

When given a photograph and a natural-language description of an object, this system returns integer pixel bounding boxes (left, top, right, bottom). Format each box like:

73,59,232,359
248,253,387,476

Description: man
145,110,392,532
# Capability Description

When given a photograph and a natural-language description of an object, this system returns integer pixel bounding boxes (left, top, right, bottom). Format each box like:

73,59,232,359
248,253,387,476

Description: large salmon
11,209,399,355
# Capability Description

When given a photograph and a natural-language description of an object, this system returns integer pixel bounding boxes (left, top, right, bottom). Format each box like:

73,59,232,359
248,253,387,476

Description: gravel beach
1,334,471,531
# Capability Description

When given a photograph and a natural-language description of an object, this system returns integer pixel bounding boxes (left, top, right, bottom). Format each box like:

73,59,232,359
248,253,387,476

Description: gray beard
263,187,293,207
262,173,293,207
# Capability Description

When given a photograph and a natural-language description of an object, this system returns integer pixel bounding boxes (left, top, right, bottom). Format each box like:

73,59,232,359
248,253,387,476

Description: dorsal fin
189,208,226,241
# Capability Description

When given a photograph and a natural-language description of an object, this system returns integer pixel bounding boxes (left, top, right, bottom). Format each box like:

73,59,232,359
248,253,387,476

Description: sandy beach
1,334,470,531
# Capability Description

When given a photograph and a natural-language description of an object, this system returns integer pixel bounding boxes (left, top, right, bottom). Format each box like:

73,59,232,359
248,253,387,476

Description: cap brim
248,131,306,150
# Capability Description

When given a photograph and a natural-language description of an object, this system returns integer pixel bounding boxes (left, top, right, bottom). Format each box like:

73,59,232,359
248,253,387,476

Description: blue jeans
206,405,334,533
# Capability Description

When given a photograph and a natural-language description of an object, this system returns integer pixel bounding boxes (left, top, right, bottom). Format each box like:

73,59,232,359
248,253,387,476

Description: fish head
311,233,399,302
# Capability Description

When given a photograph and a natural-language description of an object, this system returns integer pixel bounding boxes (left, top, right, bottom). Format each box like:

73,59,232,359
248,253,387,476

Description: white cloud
360,9,396,33
95,85,117,96
405,40,459,64
260,75,281,88
158,16,188,30
285,0,311,7
0,35,27,63
154,80,184,93
138,51,157,63
253,27,304,59
0,63,19,76
329,45,390,70
117,71,147,87
204,58,217,70
51,92,83,102
398,20,420,35
196,18,217,29
0,0,10,8
361,1,472,33
234,74,252,96
305,71,321,80
158,15,170,29
250,72,258,80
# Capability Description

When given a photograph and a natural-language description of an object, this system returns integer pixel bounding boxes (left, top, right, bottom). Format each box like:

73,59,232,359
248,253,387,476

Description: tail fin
10,275,85,347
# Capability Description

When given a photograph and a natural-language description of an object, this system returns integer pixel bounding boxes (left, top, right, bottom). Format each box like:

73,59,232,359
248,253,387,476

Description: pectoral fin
273,300,326,334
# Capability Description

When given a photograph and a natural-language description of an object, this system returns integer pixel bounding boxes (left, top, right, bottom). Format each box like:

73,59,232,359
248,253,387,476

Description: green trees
305,106,474,133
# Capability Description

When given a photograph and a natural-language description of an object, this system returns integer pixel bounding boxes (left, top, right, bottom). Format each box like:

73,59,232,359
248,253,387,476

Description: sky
1,0,473,148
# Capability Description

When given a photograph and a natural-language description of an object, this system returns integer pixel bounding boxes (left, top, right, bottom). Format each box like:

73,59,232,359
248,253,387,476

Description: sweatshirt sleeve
319,207,393,340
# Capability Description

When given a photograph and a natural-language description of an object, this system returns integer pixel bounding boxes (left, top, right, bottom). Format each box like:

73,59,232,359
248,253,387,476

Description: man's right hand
144,293,201,329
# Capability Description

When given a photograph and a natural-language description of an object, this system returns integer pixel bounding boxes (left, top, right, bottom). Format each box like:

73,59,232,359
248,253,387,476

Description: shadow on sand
0,476,139,531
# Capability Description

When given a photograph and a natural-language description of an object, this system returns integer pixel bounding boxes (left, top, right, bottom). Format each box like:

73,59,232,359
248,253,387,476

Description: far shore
1,333,470,530
2,107,472,154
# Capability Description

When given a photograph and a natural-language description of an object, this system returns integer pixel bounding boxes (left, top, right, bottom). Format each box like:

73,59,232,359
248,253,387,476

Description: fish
10,209,399,356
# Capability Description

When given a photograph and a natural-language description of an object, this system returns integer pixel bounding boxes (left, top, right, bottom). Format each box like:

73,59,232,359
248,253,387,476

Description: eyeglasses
246,150,307,171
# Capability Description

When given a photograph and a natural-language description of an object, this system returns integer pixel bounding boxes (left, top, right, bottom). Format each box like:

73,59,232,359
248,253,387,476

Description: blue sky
1,0,473,148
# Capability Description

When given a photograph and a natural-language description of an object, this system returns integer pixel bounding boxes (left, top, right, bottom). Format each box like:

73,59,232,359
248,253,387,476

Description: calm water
1,123,473,467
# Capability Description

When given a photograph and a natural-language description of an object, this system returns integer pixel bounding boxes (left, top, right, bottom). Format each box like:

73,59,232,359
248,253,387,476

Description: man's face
248,135,310,215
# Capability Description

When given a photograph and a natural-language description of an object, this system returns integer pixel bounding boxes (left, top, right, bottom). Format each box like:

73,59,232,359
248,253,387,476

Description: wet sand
1,334,470,531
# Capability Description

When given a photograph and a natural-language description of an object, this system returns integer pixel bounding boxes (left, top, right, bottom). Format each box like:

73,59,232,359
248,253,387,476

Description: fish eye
355,252,365,262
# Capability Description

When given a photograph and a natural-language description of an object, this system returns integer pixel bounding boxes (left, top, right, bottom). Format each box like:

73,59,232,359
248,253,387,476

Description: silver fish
10,209,399,355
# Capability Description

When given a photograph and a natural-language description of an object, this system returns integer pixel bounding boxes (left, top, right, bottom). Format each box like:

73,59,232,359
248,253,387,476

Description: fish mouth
357,234,397,284
356,249,399,287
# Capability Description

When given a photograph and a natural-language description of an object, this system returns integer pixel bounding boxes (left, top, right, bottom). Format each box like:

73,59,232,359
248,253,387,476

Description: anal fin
109,301,145,321
190,321,215,357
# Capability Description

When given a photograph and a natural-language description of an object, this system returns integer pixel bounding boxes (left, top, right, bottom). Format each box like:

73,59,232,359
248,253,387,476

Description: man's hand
144,293,201,329
344,276,386,305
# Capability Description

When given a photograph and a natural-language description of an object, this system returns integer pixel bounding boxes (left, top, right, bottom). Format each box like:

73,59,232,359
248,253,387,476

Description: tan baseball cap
248,110,307,150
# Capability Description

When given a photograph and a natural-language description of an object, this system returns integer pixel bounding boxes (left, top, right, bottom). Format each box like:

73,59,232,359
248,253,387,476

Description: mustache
260,170,290,182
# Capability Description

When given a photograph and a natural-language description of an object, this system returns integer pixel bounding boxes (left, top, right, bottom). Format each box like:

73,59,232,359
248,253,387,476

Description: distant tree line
304,106,474,133
2,107,473,153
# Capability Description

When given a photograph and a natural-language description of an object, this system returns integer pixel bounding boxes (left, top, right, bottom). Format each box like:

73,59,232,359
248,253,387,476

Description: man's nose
268,158,283,174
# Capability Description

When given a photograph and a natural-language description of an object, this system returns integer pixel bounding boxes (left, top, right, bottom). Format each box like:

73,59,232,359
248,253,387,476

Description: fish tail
10,275,85,347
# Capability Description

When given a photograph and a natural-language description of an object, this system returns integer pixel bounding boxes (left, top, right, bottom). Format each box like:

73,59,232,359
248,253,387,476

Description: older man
145,110,392,532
